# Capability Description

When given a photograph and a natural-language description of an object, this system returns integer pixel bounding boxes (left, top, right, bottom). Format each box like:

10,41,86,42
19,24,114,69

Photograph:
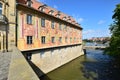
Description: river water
40,50,120,80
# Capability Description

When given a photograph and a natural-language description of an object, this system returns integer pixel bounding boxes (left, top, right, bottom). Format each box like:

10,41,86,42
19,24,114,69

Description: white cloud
98,20,105,25
72,14,84,23
83,29,110,39
83,29,95,35
53,5,58,9
76,18,84,23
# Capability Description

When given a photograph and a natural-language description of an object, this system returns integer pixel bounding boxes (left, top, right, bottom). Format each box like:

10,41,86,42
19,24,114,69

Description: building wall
17,5,82,51
0,0,16,52
23,44,84,77
0,1,7,52
0,0,84,77
8,0,16,51
0,0,83,52
17,2,84,75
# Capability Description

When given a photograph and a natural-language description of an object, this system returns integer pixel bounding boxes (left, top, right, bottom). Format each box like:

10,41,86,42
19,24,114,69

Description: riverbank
40,49,120,80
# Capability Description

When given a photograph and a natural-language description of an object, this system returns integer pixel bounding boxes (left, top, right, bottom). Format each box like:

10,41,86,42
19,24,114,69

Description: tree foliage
105,4,120,57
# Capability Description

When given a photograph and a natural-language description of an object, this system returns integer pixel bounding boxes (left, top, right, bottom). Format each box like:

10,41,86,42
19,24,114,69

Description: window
27,14,32,24
39,7,45,12
59,37,62,43
27,0,32,7
78,38,79,42
41,18,45,27
49,12,52,15
41,36,45,44
49,10,54,15
0,3,2,15
39,4,47,12
63,17,66,20
59,23,62,30
65,37,67,43
27,36,33,44
51,37,55,43
80,38,81,41
74,38,76,42
51,21,55,29
70,37,72,43
69,20,71,23
64,25,67,31
56,14,60,18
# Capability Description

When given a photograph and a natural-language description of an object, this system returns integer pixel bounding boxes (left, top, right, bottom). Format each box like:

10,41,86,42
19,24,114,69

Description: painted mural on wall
17,0,83,51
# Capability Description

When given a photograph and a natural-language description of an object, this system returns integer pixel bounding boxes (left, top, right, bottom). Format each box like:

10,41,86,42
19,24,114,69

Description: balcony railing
0,14,7,24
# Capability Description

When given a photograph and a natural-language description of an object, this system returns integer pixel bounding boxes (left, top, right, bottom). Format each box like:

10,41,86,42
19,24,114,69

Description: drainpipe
15,9,18,47
5,21,8,52
15,1,18,47
5,0,8,52
3,33,5,52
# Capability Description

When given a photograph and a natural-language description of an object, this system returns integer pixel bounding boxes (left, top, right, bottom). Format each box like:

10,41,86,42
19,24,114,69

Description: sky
38,0,120,39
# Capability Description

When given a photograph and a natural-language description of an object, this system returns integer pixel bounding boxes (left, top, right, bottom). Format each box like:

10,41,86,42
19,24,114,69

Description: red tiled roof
17,0,82,29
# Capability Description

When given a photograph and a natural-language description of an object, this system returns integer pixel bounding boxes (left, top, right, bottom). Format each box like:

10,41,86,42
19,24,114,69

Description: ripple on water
40,50,120,80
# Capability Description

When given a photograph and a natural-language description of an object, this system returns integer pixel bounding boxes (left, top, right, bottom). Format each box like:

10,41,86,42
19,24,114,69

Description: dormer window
68,18,71,22
69,20,71,23
56,11,61,18
0,3,2,15
27,0,32,7
56,14,60,18
39,7,45,12
72,21,75,24
63,17,67,20
49,10,54,15
76,23,79,25
38,4,47,12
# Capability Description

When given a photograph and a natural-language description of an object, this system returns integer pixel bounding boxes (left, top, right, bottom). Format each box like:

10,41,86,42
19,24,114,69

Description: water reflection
85,42,108,46
40,50,120,80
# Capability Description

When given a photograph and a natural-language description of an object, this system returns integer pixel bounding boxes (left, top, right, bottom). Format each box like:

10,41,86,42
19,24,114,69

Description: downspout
5,0,8,52
15,3,18,47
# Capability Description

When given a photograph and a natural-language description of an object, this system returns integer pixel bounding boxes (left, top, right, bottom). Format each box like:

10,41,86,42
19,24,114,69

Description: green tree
105,4,120,57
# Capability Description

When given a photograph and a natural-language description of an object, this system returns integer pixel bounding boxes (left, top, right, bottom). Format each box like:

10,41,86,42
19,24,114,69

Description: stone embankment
0,47,39,80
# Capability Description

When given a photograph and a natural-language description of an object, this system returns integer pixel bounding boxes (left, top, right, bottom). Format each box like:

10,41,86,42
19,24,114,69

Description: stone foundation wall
8,47,39,80
23,44,84,77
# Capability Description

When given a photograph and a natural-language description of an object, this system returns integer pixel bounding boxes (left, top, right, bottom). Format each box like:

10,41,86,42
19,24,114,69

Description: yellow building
0,0,16,52
17,0,83,51
0,0,83,52
0,0,84,75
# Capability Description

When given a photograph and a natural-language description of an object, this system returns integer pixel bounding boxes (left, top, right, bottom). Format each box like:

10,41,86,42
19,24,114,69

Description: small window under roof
26,0,33,7
48,10,54,15
56,11,61,18
38,4,47,12
63,16,67,20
